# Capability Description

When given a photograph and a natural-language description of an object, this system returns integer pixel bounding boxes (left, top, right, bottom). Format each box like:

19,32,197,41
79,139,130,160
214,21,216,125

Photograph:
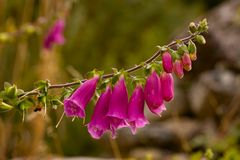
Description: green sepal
132,76,146,86
38,95,47,104
152,61,163,75
5,85,18,98
60,87,75,100
177,44,189,56
34,80,50,94
0,101,14,111
86,69,104,79
17,99,34,111
188,40,197,54
98,78,111,91
169,49,180,60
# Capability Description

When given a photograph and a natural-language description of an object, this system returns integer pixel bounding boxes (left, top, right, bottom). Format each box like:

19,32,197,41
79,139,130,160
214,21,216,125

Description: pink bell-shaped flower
144,71,165,115
127,85,149,134
44,19,65,49
106,76,128,132
162,52,173,73
160,72,174,102
182,53,192,71
173,60,184,79
87,86,112,139
63,76,99,118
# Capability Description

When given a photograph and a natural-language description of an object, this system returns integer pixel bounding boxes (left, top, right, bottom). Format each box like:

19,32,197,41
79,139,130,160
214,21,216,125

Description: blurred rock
117,118,202,152
188,66,239,117
208,0,240,69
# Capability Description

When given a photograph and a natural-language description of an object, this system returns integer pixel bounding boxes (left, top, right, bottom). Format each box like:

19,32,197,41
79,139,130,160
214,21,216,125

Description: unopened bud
189,22,197,34
195,35,206,45
6,85,18,98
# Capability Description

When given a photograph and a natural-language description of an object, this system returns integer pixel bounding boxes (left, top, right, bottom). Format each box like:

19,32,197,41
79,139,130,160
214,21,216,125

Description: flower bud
173,60,184,79
182,53,192,71
162,52,173,73
160,73,174,102
188,40,197,61
189,52,197,61
195,35,206,45
6,85,18,98
189,22,197,34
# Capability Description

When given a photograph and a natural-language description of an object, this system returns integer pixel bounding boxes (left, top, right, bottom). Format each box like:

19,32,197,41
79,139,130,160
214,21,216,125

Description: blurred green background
1,0,240,159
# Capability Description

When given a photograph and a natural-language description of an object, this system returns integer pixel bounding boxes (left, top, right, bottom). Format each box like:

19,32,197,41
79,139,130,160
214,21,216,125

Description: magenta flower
173,60,184,79
144,71,165,115
160,72,174,102
182,53,192,71
64,76,99,118
162,52,173,73
44,19,65,49
127,85,149,134
106,76,128,132
87,86,112,139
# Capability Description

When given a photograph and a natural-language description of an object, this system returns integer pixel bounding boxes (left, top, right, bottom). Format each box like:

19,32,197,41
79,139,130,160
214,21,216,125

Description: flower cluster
61,19,204,139
162,50,196,79
63,68,176,139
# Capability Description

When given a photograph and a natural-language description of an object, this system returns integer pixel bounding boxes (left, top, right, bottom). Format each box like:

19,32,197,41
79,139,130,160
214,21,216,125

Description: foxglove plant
160,72,174,102
173,60,184,79
44,19,65,49
106,75,128,132
182,53,192,71
162,52,173,73
0,19,208,139
64,75,99,118
144,71,166,115
87,86,112,139
127,84,149,134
